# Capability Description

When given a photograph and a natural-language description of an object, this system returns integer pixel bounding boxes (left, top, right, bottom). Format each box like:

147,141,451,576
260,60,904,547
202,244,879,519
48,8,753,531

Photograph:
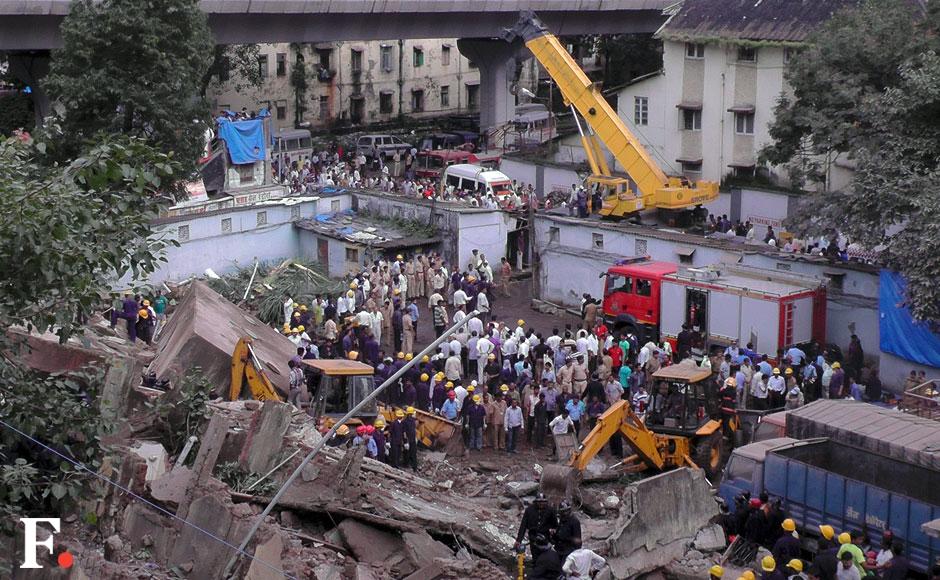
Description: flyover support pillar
7,51,52,127
457,38,525,148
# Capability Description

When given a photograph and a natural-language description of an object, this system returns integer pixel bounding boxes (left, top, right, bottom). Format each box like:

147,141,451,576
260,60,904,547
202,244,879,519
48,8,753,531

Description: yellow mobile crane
505,12,719,221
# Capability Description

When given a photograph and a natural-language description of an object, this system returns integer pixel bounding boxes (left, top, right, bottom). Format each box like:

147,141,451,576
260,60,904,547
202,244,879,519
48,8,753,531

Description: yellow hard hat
724,377,736,387
291,327,299,333
347,290,354,297
838,532,851,544
297,325,305,332
300,304,308,311
445,381,454,388
832,361,841,369
436,372,445,380
293,312,301,318
422,355,430,362
143,299,151,306
773,367,781,375
396,254,404,260
709,564,723,578
347,350,359,360
405,353,413,361
740,571,756,580
785,367,793,375
488,353,496,360
283,322,291,328
397,351,405,359
472,395,482,403
786,559,803,573
350,281,358,289
293,302,299,309
406,406,416,415
283,328,292,335
761,555,776,572
336,425,350,436
467,385,475,392
395,409,405,418
373,418,386,428
782,518,796,532
393,288,401,295
500,384,509,392
467,276,476,282
420,373,430,382
138,309,149,318
819,524,835,540
517,319,525,326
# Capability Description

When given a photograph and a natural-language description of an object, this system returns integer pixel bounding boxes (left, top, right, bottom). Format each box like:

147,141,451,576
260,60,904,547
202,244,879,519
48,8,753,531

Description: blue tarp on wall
879,270,940,367
217,118,266,164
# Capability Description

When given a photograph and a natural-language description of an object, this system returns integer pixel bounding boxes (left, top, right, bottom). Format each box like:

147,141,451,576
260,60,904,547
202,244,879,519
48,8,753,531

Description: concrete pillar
6,51,51,127
457,38,525,143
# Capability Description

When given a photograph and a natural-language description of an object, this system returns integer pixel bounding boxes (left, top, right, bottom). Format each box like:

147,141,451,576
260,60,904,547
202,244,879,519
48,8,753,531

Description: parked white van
441,164,515,197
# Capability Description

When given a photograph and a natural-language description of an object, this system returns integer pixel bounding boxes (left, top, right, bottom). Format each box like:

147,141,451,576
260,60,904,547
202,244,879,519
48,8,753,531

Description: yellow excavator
229,337,283,402
505,12,719,222
540,365,734,498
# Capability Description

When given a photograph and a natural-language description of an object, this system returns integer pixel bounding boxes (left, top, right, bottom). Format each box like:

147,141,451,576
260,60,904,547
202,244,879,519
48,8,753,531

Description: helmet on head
300,304,308,311
420,373,430,382
517,319,525,326
422,355,430,362
297,325,305,332
819,525,835,540
782,518,796,532
447,390,456,399
740,571,756,580
373,418,386,428
355,425,366,436
138,309,149,318
785,367,793,375
446,381,454,388
786,559,803,573
500,384,509,392
761,555,776,572
336,425,350,436
709,565,724,578
724,377,736,387
838,532,851,544
347,351,359,360
773,367,781,375
395,410,405,418
832,362,841,369
467,385,475,392
396,254,404,260
405,353,413,361
406,406,416,415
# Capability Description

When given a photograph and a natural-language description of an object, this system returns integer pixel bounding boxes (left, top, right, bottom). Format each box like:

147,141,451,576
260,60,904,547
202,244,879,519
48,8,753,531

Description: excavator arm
505,11,718,216
230,337,282,402
570,400,666,471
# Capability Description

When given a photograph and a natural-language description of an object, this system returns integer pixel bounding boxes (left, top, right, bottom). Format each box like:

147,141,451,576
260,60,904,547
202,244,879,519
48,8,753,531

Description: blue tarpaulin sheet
879,270,940,367
217,118,266,164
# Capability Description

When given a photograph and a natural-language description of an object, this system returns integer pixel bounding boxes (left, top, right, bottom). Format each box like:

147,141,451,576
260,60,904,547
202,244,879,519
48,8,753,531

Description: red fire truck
601,258,827,357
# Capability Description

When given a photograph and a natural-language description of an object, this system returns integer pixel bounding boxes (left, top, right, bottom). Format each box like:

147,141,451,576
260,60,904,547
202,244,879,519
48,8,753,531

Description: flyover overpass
2,0,669,132
0,0,669,49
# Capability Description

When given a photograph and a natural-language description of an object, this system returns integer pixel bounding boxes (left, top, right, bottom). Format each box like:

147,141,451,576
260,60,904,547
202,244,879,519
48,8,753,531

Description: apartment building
209,40,483,132
613,0,856,190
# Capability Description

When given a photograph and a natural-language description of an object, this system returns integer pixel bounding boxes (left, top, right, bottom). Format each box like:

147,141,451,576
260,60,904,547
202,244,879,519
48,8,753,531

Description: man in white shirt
750,372,769,410
503,399,524,453
768,368,787,407
476,291,490,322
476,336,494,383
562,548,606,578
445,352,462,382
467,315,484,337
453,382,468,410
549,409,574,435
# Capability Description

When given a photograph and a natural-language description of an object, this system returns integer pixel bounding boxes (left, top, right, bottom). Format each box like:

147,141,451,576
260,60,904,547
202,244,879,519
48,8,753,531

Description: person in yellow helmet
347,350,359,361
739,571,756,580
836,530,866,577
760,555,782,579
772,518,801,566
467,392,487,450
709,564,724,579
136,307,154,345
403,403,418,471
785,558,805,580
388,409,405,468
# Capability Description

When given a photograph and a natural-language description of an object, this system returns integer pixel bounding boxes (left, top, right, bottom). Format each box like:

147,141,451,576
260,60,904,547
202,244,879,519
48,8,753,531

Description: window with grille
441,45,451,66
735,112,755,135
256,211,267,226
221,218,232,233
413,48,424,68
685,43,705,59
634,96,648,126
440,86,450,108
380,45,393,72
635,238,647,255
178,225,190,242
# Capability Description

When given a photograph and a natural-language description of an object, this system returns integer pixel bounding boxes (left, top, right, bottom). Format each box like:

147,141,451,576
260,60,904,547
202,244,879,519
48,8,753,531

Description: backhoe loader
541,364,735,498
229,337,283,402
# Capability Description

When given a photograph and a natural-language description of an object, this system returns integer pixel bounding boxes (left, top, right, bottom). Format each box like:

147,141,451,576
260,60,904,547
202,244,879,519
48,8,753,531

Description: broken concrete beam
131,441,168,481
149,466,192,508
402,530,453,569
244,530,285,580
242,402,292,474
169,494,234,578
605,468,719,579
337,519,417,577
177,413,229,520
692,524,727,552
504,481,540,497
121,502,176,564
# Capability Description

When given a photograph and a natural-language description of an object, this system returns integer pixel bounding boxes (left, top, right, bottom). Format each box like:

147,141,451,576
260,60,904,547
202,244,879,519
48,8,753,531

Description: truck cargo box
764,438,940,573
786,400,940,471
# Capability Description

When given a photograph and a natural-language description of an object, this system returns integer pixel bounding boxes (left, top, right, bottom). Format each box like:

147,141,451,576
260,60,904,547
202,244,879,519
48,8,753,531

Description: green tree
43,0,213,174
0,131,179,551
577,34,663,89
200,44,264,97
760,0,926,188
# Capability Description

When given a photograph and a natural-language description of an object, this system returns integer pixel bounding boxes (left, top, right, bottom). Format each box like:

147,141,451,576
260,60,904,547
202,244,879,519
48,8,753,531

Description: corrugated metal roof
660,0,861,43
786,400,940,470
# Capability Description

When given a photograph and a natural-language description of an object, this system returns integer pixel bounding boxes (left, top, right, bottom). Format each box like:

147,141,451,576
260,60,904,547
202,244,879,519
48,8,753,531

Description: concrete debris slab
148,281,296,396
169,494,235,578
244,530,285,580
243,401,292,474
354,563,380,580
131,441,168,482
402,530,453,568
314,563,344,580
605,468,719,579
337,519,416,577
692,524,726,552
103,534,123,562
121,502,175,563
505,481,540,497
149,466,192,507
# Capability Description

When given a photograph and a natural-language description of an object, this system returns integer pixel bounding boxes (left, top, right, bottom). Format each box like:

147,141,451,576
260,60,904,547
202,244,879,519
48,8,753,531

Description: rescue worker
785,559,807,580
710,564,725,580
718,377,737,438
326,424,351,448
490,388,507,450
761,555,786,580
773,519,802,564
814,525,839,580
388,409,405,468
514,493,558,559
768,368,786,408
372,417,387,464
553,500,581,561
404,406,418,472
467,394,486,450
441,388,459,421
528,534,562,580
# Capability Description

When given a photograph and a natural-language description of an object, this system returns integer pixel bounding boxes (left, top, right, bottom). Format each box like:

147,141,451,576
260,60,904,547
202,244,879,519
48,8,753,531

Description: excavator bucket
378,405,465,455
539,463,580,503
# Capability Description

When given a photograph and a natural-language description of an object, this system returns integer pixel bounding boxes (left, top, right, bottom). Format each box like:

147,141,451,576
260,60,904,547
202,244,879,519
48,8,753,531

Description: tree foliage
577,34,663,89
44,0,213,174
766,0,940,322
201,44,264,97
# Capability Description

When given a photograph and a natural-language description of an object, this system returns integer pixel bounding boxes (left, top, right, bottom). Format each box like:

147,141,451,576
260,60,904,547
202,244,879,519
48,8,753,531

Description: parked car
355,134,412,160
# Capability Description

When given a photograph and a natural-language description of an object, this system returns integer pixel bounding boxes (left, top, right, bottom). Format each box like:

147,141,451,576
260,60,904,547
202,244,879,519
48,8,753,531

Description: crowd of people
715,492,914,580
108,290,169,345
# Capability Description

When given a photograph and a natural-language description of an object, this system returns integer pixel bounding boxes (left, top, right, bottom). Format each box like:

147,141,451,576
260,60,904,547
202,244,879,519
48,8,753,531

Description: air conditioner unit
687,267,719,282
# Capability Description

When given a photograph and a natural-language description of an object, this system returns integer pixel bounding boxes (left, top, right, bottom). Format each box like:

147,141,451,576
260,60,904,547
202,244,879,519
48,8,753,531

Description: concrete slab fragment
245,531,285,580
244,402,292,474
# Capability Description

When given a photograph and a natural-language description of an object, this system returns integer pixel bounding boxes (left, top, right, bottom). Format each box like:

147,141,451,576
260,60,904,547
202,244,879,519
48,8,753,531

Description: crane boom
505,11,718,217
